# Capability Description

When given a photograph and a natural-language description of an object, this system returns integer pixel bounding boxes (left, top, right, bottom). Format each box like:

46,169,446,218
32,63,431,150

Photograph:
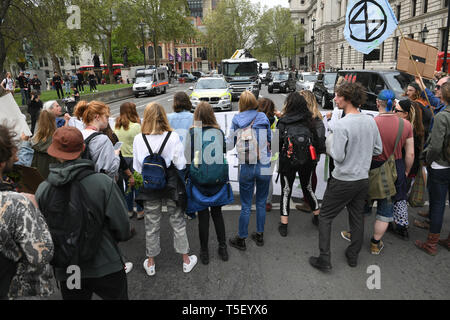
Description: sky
249,0,290,9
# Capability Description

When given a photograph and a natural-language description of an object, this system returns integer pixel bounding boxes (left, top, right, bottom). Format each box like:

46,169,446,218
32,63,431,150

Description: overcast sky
249,0,289,9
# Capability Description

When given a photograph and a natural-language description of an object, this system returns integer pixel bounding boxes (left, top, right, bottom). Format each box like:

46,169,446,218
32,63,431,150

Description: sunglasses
394,109,406,113
436,85,441,90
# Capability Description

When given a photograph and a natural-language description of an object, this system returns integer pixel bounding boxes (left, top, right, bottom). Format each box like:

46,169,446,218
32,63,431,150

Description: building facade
289,0,450,71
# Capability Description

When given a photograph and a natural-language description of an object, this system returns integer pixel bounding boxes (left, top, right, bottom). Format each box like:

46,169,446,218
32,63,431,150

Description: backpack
280,122,316,170
141,132,171,190
81,132,104,160
38,169,104,269
189,128,229,187
236,120,259,164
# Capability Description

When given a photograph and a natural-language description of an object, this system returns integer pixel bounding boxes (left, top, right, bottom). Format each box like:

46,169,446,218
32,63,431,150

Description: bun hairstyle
74,100,110,125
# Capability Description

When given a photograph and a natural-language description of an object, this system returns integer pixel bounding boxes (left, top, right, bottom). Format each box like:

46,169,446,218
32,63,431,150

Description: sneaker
371,240,384,255
229,235,246,251
309,256,332,272
200,250,209,265
183,255,198,273
266,203,272,212
124,262,133,274
143,259,155,276
312,215,319,227
128,211,137,219
278,223,288,237
251,232,264,246
341,231,351,242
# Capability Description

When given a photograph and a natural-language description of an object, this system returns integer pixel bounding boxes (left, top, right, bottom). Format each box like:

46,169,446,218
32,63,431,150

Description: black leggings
77,81,84,92
280,162,319,216
198,206,226,251
89,81,97,91
55,85,64,99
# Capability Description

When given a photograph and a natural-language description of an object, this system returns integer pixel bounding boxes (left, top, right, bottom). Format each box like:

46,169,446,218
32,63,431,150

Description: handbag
368,118,404,201
186,179,234,214
408,167,425,207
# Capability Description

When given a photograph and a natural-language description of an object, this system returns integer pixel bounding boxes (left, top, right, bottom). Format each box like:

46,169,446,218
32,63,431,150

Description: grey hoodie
35,159,131,281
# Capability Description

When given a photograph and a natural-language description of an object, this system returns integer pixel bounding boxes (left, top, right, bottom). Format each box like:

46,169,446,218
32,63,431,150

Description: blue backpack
142,132,172,190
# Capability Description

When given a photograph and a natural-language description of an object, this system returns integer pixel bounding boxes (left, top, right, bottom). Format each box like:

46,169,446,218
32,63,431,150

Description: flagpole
396,26,432,109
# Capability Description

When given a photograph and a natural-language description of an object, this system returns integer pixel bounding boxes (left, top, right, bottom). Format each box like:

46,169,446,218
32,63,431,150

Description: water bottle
309,144,317,161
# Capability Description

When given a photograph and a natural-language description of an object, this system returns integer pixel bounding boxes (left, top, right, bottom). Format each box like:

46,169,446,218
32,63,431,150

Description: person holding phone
27,90,43,134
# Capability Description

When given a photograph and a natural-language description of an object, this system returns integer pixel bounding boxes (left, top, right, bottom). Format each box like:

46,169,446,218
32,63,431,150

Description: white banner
0,93,32,139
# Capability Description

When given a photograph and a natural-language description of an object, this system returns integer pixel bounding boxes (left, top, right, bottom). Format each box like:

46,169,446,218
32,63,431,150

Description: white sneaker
143,259,155,276
124,262,133,274
183,255,197,273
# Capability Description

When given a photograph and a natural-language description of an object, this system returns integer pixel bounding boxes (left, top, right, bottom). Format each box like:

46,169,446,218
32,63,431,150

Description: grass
14,83,133,106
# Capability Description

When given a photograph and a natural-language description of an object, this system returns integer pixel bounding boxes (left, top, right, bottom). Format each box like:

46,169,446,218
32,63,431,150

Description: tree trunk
107,34,114,84
50,52,62,76
153,34,158,67
0,34,6,79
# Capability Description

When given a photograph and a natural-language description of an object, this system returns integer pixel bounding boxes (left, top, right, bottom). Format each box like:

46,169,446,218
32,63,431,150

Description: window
59,57,64,66
394,37,399,60
409,33,414,40
301,18,305,24
446,0,449,7
412,0,417,17
381,42,384,62
301,0,305,4
423,0,428,13
44,57,48,67
348,46,351,64
148,46,154,59
158,46,162,59
301,47,305,53
396,5,401,21
441,28,448,51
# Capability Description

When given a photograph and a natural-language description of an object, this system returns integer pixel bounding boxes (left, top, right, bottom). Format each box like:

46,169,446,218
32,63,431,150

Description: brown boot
438,233,450,251
417,210,429,218
415,233,440,255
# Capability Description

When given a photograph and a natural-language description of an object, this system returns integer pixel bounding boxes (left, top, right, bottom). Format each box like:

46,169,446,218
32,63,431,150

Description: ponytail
73,100,110,125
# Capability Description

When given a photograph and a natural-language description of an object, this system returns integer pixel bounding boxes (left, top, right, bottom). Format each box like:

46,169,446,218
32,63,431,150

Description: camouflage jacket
0,191,55,299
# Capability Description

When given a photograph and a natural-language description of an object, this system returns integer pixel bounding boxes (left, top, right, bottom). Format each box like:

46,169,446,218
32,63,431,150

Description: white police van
133,67,169,97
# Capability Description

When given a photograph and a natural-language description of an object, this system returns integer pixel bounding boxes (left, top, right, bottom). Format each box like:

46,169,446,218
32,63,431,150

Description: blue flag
344,0,398,54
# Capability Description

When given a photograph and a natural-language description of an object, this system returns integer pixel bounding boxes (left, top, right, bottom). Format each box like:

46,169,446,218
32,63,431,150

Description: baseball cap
48,127,85,160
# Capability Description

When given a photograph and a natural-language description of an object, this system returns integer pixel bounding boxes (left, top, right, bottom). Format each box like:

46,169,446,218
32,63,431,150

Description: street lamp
71,45,77,73
421,24,429,43
294,34,297,70
340,43,344,70
312,18,316,71
139,21,146,68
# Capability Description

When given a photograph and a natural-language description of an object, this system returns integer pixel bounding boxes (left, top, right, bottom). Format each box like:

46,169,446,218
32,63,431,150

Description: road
39,82,450,300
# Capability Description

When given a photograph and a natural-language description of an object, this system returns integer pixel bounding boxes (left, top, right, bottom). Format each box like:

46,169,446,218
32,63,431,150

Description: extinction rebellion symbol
349,0,387,43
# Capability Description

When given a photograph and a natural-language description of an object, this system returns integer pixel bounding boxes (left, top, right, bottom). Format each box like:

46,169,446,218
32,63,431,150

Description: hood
46,159,95,187
278,111,311,125
191,89,229,98
32,138,52,153
233,110,260,128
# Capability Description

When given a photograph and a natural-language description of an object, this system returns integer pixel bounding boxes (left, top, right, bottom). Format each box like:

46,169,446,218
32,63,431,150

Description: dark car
268,71,296,93
264,71,273,85
313,72,337,109
335,70,435,111
179,73,197,82
191,71,205,79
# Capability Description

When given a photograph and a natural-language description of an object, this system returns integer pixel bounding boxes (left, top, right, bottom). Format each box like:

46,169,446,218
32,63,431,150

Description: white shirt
2,78,14,90
133,131,186,174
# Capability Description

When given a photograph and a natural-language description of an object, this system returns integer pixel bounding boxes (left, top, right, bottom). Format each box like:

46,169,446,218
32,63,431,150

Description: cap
48,127,85,160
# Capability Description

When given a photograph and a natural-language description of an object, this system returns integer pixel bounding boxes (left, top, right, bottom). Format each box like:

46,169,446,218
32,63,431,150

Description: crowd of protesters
1,73,450,300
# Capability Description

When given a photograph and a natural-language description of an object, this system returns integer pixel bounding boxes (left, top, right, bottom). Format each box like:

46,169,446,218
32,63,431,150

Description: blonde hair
141,102,172,134
73,100,110,124
238,91,258,112
33,110,56,144
300,90,323,120
193,102,220,129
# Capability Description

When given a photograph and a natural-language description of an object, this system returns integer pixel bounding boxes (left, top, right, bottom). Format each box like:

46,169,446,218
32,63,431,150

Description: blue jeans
65,81,71,94
238,163,271,238
428,167,450,233
124,157,143,212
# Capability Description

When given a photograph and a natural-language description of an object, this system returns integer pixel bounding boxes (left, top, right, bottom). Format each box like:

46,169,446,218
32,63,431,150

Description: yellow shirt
114,122,141,158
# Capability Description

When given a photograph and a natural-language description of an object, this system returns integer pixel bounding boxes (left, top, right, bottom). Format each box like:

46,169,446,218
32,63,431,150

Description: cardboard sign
12,165,44,194
397,38,438,80
0,93,32,138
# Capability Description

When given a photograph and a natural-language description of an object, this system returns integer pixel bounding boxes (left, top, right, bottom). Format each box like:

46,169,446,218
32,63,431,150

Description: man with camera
30,74,42,95
28,90,43,134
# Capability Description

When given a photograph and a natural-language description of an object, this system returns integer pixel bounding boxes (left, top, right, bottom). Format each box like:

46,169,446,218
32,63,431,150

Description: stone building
289,0,450,71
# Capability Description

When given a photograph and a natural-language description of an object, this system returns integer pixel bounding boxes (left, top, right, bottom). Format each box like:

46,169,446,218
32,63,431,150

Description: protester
77,70,85,93
63,72,71,96
72,85,80,102
71,72,78,93
405,82,432,140
16,71,28,105
309,82,382,271
24,72,31,104
0,125,54,300
167,92,194,144
43,100,70,128
73,100,120,180
187,102,231,265
88,71,98,92
31,110,58,179
416,81,450,255
226,91,271,250
257,97,278,212
133,102,197,276
27,90,43,134
30,74,42,95
296,90,326,214
114,102,143,219
1,72,15,95
35,126,132,300
52,72,64,100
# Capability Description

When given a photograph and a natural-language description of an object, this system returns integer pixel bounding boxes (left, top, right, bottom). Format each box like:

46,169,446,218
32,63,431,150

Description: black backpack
38,169,104,269
280,122,315,170
81,132,104,160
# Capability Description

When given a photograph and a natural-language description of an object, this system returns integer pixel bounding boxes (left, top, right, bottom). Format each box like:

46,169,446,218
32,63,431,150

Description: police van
133,67,169,97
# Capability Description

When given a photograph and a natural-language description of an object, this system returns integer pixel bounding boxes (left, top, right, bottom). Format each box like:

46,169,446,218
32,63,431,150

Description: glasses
436,85,441,90
394,109,406,113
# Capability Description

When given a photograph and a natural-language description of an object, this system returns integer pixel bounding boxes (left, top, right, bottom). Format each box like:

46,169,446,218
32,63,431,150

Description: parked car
335,70,435,111
179,73,197,82
296,72,319,91
313,72,337,109
192,71,205,79
268,71,296,93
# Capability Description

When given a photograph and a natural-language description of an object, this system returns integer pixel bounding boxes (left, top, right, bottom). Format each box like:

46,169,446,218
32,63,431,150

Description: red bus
78,63,123,76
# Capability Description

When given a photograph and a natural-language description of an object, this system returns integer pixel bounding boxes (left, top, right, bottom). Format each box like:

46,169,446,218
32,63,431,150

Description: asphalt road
38,82,450,300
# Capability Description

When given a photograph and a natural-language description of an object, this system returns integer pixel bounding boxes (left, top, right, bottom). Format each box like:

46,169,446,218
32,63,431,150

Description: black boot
229,235,246,251
200,250,209,265
218,244,229,261
278,223,288,237
251,232,264,247
309,256,332,271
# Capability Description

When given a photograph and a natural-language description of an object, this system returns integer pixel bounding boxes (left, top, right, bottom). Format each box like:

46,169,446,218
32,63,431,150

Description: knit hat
377,89,395,111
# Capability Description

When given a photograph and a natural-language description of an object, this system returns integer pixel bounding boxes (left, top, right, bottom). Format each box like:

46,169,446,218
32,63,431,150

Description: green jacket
31,138,58,179
425,106,450,166
35,159,131,281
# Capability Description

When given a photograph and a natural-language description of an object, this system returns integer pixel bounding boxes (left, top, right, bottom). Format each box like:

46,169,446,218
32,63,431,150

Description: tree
254,6,304,68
